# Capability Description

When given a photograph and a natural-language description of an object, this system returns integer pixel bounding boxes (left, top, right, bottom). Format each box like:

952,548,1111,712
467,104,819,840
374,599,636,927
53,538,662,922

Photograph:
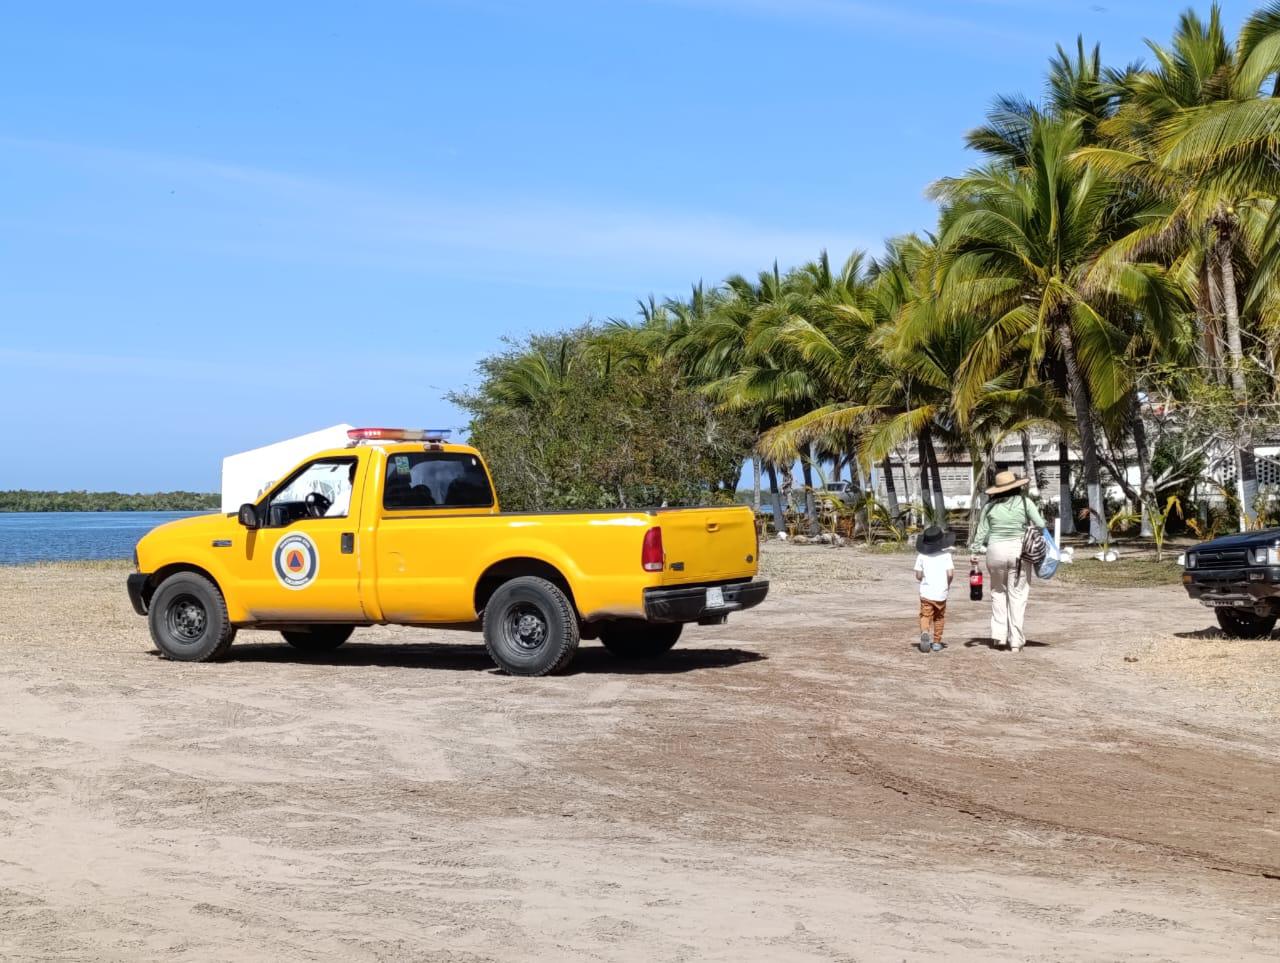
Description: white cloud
0,346,479,384
1,136,870,288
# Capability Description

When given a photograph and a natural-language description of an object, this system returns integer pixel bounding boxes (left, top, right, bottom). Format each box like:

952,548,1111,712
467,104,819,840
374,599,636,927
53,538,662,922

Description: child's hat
916,526,955,552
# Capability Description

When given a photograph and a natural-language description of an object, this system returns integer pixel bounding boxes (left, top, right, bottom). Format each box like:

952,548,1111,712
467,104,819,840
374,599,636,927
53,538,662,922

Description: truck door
232,455,369,622
374,449,497,623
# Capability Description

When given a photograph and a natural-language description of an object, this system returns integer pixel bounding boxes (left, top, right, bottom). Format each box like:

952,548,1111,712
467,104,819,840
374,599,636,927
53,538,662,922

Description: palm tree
932,115,1184,542
1079,3,1280,526
666,269,804,528
967,35,1120,166
757,236,960,528
484,335,577,412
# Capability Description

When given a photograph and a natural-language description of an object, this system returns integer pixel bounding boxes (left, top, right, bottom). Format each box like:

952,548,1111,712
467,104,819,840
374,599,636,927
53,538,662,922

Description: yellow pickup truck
127,428,768,675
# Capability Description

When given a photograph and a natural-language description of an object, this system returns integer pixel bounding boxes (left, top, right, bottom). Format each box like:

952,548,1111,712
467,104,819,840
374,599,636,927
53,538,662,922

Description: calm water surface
0,512,208,564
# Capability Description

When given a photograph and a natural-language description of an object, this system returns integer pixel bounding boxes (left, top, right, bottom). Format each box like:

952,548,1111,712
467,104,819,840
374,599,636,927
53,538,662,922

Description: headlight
1177,553,1186,567
1185,552,1197,569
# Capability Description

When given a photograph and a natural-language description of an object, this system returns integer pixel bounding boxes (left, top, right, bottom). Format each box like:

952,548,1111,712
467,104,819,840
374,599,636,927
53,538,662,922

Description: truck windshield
384,452,494,510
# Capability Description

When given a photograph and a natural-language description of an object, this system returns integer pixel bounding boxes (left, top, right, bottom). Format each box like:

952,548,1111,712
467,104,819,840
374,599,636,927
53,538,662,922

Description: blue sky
0,0,1253,490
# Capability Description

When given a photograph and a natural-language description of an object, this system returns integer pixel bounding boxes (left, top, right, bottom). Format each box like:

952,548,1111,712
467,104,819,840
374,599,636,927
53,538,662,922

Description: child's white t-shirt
914,551,954,602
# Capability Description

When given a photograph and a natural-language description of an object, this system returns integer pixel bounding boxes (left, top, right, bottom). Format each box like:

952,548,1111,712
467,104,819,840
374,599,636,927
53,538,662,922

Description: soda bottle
969,562,984,601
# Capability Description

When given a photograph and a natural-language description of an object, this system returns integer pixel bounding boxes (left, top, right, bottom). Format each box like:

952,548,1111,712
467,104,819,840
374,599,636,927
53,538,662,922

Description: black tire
482,576,579,676
282,625,354,652
1215,608,1277,638
148,572,237,662
598,620,683,659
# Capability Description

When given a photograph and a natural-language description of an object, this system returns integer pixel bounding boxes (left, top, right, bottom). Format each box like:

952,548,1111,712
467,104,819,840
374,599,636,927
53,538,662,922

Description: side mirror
238,503,260,530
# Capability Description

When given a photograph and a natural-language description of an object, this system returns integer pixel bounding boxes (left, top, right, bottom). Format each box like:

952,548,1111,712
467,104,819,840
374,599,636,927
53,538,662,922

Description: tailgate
656,506,758,586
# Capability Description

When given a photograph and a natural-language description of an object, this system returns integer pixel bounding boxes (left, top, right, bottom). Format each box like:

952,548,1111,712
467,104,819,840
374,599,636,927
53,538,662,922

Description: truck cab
128,428,769,675
1182,529,1280,637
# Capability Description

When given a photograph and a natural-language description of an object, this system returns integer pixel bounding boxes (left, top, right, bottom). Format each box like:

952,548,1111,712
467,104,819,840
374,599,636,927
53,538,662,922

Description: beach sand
0,544,1276,960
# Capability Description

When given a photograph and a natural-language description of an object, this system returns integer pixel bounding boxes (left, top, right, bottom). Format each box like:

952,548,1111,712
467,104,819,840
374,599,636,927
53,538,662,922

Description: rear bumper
126,573,150,616
643,579,769,624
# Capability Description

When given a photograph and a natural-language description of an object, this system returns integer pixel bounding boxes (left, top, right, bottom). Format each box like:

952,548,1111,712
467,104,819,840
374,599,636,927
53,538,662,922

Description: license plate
1204,598,1249,608
706,586,725,609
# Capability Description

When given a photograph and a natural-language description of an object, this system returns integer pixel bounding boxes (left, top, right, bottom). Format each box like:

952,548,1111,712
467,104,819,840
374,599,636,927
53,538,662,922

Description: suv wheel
149,572,237,662
1215,608,1277,638
483,576,579,676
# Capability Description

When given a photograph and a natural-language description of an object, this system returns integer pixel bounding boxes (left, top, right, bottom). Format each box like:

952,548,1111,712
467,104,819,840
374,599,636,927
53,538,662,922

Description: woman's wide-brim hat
916,525,956,552
986,470,1030,496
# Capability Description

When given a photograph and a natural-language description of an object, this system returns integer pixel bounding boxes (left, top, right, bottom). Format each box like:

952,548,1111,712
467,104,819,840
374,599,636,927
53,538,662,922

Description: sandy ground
0,545,1276,961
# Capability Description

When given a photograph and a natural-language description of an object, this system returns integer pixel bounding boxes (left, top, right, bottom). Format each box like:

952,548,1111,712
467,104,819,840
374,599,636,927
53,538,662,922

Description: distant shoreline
0,491,218,513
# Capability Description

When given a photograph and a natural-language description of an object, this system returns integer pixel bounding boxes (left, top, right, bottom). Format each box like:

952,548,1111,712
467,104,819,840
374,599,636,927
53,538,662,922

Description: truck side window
384,453,494,510
267,458,358,526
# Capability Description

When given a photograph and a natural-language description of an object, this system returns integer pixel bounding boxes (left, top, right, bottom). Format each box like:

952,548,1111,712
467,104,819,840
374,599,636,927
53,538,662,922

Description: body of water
0,512,208,564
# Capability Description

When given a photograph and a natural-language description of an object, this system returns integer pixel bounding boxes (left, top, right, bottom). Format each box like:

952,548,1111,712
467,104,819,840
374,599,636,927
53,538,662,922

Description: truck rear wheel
148,572,237,662
483,576,579,676
282,626,354,652
1215,609,1277,638
598,620,682,659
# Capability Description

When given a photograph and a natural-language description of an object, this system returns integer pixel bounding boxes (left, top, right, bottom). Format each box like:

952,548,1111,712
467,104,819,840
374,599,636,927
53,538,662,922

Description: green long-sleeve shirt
969,494,1046,552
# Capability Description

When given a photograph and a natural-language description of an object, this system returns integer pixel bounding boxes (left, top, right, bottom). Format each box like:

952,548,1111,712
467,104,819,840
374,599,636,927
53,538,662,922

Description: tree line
458,4,1280,539
0,491,219,512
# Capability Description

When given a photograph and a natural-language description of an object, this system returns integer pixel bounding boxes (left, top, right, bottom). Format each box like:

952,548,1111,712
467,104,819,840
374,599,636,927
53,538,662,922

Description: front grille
1195,548,1249,569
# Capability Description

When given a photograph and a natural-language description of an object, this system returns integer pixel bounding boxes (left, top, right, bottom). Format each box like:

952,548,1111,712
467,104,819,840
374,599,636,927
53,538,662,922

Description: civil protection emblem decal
273,532,319,590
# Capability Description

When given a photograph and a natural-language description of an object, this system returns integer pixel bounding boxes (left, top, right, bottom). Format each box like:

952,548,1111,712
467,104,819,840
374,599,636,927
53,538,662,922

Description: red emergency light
346,427,452,443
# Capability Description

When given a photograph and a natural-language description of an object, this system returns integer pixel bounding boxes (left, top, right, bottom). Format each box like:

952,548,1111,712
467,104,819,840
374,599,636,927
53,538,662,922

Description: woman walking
969,470,1045,652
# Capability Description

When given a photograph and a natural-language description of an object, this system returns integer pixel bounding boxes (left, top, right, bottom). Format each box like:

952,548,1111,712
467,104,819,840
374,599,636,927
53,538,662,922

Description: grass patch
857,541,914,555
1056,556,1185,587
0,558,133,571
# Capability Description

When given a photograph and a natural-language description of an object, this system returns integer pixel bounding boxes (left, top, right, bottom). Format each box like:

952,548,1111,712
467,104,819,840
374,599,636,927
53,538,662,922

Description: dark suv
1182,530,1280,637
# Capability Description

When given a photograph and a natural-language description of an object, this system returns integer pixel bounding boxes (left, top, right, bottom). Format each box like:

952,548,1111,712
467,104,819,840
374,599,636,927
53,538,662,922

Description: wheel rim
503,602,548,650
165,593,207,644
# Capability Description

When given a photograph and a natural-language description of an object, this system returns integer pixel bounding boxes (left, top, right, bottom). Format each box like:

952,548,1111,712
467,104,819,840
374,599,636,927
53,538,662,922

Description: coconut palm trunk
1217,229,1248,404
916,433,934,522
880,455,901,524
924,429,946,525
801,444,819,535
1216,226,1258,529
853,459,870,541
1057,438,1076,535
751,456,762,513
1200,259,1226,385
1130,395,1154,537
967,448,985,543
1055,321,1107,543
898,444,915,514
765,462,784,535
1020,431,1038,499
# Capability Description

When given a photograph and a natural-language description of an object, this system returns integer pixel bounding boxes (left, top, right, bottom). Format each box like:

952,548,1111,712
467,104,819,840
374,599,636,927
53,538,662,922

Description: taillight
642,527,664,572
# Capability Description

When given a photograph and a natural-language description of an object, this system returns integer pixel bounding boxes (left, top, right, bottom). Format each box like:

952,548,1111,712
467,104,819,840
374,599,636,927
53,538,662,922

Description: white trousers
987,537,1030,649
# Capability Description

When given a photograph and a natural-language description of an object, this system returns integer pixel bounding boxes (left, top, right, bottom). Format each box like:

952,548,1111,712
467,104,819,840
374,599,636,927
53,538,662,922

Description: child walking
914,526,955,653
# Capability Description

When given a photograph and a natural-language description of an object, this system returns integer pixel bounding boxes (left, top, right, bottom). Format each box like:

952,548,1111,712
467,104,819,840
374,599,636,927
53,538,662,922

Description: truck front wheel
1215,609,1277,638
148,572,237,662
282,626,354,652
483,576,579,676
598,620,682,659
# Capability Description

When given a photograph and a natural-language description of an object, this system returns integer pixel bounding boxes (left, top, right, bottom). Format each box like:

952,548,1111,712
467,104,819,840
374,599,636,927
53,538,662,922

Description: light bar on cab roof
347,427,453,442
